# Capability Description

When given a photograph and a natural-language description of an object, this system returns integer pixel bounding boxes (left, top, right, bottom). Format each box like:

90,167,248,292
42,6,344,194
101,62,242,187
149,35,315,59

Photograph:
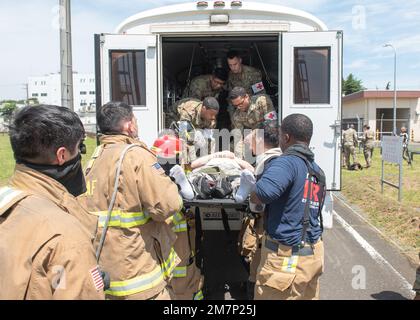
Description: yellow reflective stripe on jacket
172,211,185,224
193,290,204,300
173,266,187,278
91,210,151,228
162,247,179,278
105,265,164,297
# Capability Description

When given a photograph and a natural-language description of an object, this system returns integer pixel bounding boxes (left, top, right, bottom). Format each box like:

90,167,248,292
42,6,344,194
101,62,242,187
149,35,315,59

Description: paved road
200,193,417,300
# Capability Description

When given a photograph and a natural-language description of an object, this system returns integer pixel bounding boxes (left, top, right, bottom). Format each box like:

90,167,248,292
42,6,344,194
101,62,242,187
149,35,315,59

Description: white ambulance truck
94,0,341,297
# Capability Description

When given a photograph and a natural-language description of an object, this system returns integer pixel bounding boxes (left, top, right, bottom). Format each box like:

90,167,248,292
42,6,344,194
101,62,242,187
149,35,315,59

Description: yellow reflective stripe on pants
105,266,164,297
193,290,204,300
173,266,187,278
162,247,179,278
105,247,179,297
91,210,151,228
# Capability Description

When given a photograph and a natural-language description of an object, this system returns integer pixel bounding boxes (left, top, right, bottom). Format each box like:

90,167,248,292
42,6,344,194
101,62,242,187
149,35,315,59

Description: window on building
80,91,87,95
32,93,39,97
90,79,95,83
294,47,331,104
110,50,146,106
41,81,46,86
89,91,95,95
80,79,86,83
34,82,37,86
41,93,47,97
80,100,87,106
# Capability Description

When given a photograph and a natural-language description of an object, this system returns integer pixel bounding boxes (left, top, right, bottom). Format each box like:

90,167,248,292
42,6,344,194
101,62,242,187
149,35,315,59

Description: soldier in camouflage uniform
362,125,375,168
229,87,277,158
182,68,228,101
168,97,220,163
342,124,359,170
226,50,265,96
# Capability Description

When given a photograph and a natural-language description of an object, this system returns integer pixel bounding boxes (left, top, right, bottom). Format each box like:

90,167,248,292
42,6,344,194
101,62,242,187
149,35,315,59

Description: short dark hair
97,101,133,134
280,114,313,143
227,50,240,60
258,120,279,147
9,105,85,162
213,68,228,82
203,97,220,111
228,87,247,100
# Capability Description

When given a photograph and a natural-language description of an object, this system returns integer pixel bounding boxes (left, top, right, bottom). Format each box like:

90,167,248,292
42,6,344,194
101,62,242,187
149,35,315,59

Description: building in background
342,90,420,142
27,73,96,133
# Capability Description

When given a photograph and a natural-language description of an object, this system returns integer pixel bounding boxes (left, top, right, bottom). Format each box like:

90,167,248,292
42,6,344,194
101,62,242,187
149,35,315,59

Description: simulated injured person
186,151,253,200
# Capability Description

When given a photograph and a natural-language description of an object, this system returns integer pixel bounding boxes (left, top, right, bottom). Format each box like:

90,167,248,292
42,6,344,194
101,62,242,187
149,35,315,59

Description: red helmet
151,135,183,159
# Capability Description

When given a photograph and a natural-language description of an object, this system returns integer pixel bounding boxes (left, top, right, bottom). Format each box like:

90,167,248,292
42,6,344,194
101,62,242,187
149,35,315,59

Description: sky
0,0,419,99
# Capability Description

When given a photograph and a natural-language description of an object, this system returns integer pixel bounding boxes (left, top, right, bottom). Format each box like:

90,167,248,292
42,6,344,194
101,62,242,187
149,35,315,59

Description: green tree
343,73,365,95
0,101,18,126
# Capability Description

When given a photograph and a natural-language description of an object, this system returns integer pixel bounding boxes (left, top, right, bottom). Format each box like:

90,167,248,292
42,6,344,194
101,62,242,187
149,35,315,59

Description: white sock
170,165,195,200
234,169,256,202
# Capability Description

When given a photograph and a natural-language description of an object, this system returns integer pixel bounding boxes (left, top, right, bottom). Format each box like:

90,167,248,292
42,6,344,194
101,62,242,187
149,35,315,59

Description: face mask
19,153,87,197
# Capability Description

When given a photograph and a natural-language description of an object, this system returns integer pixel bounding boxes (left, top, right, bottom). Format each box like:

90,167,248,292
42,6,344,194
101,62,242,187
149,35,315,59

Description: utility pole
383,44,397,135
60,0,74,111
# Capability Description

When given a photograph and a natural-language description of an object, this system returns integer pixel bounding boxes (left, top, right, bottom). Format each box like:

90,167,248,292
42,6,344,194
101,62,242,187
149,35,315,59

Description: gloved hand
234,169,256,203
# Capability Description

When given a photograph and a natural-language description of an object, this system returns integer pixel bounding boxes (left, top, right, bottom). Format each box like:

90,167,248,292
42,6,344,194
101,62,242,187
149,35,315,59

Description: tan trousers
254,236,324,300
149,286,175,300
169,218,204,300
344,144,358,169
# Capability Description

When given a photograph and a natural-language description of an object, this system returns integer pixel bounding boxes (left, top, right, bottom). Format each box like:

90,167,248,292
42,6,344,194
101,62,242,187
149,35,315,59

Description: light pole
383,44,397,135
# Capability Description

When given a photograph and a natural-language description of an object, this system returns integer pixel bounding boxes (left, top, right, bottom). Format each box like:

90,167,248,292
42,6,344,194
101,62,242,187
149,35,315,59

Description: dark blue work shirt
255,155,323,246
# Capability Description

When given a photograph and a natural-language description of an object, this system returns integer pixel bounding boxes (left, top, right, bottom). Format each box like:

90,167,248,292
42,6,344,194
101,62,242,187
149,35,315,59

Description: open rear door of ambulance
281,31,342,191
95,34,159,147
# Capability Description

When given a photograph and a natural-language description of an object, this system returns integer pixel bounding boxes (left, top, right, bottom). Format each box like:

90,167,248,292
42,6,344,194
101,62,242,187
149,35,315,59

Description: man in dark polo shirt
250,113,326,300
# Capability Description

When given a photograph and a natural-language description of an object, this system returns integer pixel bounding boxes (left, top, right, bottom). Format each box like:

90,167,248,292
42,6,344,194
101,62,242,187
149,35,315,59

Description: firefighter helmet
151,134,183,159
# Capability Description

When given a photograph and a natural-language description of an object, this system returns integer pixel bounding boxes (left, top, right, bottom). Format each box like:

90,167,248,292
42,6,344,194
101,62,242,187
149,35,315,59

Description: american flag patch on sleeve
90,266,104,291
152,162,165,174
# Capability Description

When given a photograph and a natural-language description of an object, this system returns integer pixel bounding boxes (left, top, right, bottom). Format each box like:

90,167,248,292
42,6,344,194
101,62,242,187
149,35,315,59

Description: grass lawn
0,134,97,186
341,147,420,263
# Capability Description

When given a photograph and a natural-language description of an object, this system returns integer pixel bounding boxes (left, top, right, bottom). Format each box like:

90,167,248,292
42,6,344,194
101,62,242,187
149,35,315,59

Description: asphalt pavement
200,193,417,300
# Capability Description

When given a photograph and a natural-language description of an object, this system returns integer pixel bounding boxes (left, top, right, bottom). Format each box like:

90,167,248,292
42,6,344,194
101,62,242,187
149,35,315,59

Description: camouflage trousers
344,144,358,169
363,144,374,167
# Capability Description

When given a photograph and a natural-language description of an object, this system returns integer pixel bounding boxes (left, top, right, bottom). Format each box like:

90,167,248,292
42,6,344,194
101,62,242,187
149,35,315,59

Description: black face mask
18,153,87,197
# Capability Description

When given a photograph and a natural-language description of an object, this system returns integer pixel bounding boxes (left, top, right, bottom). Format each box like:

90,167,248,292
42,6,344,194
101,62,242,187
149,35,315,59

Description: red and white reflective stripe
90,266,104,291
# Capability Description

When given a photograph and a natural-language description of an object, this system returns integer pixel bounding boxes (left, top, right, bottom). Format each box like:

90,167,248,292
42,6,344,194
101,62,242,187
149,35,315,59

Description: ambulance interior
161,36,279,131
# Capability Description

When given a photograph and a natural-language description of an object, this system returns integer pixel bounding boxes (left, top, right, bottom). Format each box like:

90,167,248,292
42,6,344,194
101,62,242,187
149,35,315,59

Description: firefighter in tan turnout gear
151,134,204,300
79,101,182,300
0,105,105,300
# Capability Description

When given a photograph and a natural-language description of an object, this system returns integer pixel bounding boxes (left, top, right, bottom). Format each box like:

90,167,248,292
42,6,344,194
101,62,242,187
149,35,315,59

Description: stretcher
183,198,248,210
183,198,248,232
